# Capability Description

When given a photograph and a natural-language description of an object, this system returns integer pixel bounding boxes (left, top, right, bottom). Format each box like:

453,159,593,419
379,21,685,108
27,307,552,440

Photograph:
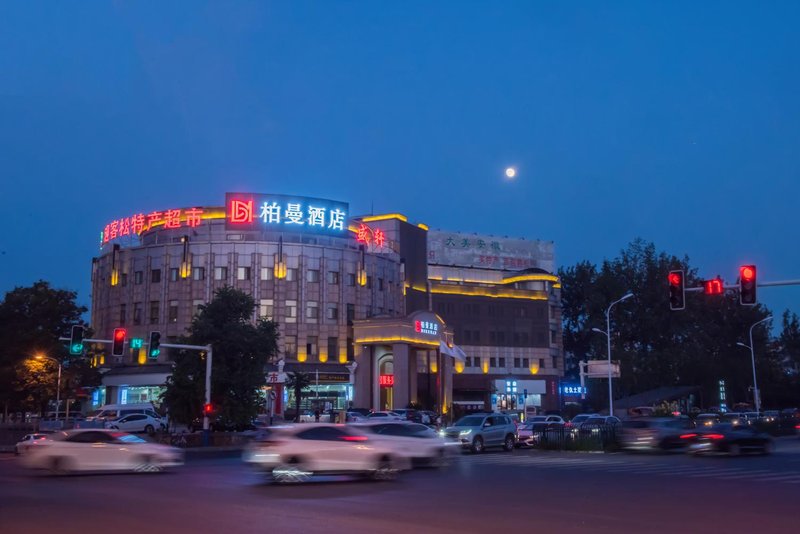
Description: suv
444,413,517,453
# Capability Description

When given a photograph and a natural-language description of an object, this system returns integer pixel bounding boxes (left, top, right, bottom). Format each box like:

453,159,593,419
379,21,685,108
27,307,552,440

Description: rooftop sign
226,193,349,237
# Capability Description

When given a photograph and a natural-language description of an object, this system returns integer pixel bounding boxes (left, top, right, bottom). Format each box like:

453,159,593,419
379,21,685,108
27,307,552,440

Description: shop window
121,273,128,286
347,273,356,286
306,336,318,358
133,302,142,325
151,269,161,283
237,267,251,281
285,300,297,323
259,299,274,320
170,268,179,282
149,301,160,324
260,267,273,281
168,301,179,323
135,271,143,285
192,267,205,281
327,271,340,284
307,269,320,283
214,267,227,281
286,268,298,281
306,301,319,322
326,305,338,320
119,304,126,326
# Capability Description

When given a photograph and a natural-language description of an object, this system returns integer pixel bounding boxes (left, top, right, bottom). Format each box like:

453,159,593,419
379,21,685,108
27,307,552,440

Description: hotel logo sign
226,193,349,237
414,320,438,336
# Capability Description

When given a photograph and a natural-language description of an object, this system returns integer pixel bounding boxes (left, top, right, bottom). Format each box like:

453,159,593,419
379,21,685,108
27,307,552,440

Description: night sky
1,2,798,323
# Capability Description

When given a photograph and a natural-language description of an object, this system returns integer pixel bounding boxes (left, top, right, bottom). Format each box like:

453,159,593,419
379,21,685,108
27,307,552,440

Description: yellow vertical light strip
297,345,307,363
319,347,328,363
339,347,348,364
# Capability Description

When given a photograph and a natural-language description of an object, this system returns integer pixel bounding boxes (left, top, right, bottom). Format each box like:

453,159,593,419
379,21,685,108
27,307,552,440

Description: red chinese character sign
101,207,206,245
379,374,394,387
355,223,387,251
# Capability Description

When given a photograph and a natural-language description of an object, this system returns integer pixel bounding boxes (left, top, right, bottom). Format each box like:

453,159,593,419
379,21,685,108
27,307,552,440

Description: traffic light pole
684,279,800,292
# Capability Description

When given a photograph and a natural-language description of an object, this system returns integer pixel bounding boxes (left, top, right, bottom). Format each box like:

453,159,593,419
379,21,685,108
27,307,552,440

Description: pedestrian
314,409,320,423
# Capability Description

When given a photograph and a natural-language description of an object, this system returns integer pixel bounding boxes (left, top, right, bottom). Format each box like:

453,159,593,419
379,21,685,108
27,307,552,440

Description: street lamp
593,292,634,417
737,315,773,413
34,354,62,423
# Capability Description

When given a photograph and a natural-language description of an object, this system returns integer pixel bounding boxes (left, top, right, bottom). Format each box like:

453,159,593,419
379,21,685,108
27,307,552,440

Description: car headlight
459,429,472,436
437,430,446,437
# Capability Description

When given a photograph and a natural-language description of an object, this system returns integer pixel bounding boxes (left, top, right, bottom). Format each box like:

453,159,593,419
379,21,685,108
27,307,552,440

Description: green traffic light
70,343,84,354
150,349,161,358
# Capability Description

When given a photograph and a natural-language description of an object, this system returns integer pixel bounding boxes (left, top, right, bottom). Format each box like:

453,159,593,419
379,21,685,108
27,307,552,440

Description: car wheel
503,434,515,452
728,444,741,457
271,457,311,484
371,456,397,481
471,436,484,454
133,455,162,473
144,425,155,435
49,456,72,476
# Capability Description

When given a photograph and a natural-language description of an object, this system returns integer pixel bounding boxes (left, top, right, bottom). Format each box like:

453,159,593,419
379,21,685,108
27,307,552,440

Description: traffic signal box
668,270,685,310
740,265,757,305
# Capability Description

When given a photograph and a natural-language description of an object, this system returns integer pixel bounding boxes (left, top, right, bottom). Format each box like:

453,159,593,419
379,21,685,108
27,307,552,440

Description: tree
161,287,279,427
285,372,312,422
0,281,88,417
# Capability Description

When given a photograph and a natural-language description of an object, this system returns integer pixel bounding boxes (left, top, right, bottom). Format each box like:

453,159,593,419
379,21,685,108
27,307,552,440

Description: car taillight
705,433,725,440
795,424,800,429
340,435,368,442
679,433,697,439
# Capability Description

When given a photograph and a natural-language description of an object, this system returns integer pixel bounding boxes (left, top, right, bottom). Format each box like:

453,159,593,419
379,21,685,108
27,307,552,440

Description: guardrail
530,424,619,452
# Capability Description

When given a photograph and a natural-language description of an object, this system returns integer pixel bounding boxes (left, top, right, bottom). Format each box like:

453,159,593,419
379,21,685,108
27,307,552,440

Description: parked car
83,403,160,424
105,413,165,434
515,422,537,448
565,414,599,434
390,409,416,421
20,429,184,474
720,413,746,426
619,417,697,451
356,422,454,467
15,433,50,455
366,411,404,421
443,413,517,453
346,411,369,422
242,424,407,483
527,415,566,427
687,424,774,456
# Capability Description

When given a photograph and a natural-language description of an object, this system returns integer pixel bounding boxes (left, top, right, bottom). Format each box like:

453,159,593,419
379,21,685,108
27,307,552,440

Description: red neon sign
414,320,421,333
704,278,724,295
356,223,372,245
102,208,206,244
379,374,394,387
374,228,385,248
228,199,254,224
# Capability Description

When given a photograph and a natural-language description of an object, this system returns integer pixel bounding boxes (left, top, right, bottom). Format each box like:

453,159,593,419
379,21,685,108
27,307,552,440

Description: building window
133,302,142,325
284,336,297,360
498,357,506,368
326,305,338,320
237,267,251,281
259,299,274,320
149,301,160,324
286,268,298,281
327,271,340,284
134,271,143,285
151,269,161,283
523,358,529,368
193,299,204,318
327,337,338,361
366,276,372,289
306,269,320,283
537,332,546,344
192,267,205,281
490,357,496,368
539,358,545,370
119,304,126,326
285,300,297,323
474,331,481,343
214,267,227,281
121,273,128,287
260,267,273,281
168,300,179,323
346,303,355,323
378,278,384,291
347,273,356,286
306,301,319,322
497,332,505,344
552,356,558,369
347,337,354,361
513,357,520,368
489,331,496,343
550,329,558,344
513,332,520,346
465,357,471,367
306,336,318,358
474,356,481,368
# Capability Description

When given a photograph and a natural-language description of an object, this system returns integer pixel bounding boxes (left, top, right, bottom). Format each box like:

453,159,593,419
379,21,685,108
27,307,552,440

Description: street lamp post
737,315,773,413
35,355,62,423
592,292,634,417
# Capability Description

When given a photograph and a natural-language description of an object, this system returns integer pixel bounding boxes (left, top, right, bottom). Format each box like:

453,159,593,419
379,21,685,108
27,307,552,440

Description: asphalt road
2,438,800,534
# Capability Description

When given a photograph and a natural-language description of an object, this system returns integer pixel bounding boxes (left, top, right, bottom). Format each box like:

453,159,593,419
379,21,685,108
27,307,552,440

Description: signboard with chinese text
379,374,394,387
427,230,554,272
414,320,438,336
101,207,207,244
560,384,587,396
226,193,349,237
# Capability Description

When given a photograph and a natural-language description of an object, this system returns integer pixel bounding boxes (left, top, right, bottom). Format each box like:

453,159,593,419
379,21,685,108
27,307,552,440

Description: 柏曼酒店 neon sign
226,193,348,237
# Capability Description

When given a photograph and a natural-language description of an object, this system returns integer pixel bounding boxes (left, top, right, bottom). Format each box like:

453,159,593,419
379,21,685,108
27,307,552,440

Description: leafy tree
0,281,88,417
285,372,312,422
161,287,279,427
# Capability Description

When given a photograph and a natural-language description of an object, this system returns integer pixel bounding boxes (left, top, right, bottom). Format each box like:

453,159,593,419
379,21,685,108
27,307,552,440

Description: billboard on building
225,192,349,237
427,230,555,272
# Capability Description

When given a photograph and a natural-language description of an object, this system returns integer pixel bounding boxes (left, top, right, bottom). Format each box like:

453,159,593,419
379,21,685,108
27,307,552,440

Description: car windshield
529,416,547,422
454,416,485,427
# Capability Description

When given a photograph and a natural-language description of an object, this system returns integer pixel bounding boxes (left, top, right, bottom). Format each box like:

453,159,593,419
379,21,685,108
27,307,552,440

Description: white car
104,413,164,434
20,429,184,474
15,433,50,455
242,424,408,483
347,411,369,422
366,411,404,421
355,422,455,467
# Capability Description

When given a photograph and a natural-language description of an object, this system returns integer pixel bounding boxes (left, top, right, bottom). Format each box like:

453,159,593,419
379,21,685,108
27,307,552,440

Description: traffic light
69,325,85,355
703,277,724,295
668,270,685,310
740,265,757,305
112,328,126,356
203,403,213,416
148,331,161,359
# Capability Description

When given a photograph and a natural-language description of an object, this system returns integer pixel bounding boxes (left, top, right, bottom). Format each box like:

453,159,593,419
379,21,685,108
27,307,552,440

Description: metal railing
529,424,619,451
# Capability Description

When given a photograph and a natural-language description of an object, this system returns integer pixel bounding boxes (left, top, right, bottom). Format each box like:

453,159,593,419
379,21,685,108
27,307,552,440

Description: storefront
284,371,352,412
98,364,172,409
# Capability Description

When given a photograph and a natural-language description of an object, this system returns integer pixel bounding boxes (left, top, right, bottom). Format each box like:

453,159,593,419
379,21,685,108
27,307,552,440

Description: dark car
687,423,774,456
190,417,257,433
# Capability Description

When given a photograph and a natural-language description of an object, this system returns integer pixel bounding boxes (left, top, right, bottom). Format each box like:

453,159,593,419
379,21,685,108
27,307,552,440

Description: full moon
505,167,517,178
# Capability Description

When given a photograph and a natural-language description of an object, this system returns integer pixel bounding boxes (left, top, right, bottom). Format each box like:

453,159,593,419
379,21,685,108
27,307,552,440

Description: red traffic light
668,272,682,286
741,265,755,282
112,327,126,356
203,403,213,415
114,328,126,341
740,265,757,305
703,278,724,295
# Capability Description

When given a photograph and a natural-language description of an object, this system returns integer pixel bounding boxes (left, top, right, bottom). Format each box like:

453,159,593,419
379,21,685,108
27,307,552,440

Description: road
2,439,800,534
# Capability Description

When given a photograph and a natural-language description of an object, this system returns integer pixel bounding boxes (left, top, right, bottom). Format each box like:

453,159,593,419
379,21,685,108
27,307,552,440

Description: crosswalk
458,453,800,484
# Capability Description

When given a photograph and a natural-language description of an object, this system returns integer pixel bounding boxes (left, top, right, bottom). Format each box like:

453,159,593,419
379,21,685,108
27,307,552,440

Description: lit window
192,267,205,280
259,299,274,320
168,301,179,323
285,300,297,323
237,267,251,281
306,269,320,283
214,267,227,281
306,301,319,322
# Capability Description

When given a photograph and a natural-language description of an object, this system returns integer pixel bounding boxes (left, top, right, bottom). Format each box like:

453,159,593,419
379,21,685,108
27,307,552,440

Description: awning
439,340,466,362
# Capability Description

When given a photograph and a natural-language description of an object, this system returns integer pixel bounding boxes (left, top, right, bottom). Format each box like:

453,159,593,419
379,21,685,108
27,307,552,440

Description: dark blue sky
1,2,798,323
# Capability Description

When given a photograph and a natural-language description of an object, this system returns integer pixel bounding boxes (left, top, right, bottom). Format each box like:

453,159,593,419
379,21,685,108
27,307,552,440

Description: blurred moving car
687,424,774,456
20,429,183,474
243,424,406,483
15,433,50,455
366,411,404,421
356,422,454,467
527,415,565,427
104,413,165,434
443,413,517,453
695,413,721,427
346,411,369,422
720,413,746,426
619,417,696,451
